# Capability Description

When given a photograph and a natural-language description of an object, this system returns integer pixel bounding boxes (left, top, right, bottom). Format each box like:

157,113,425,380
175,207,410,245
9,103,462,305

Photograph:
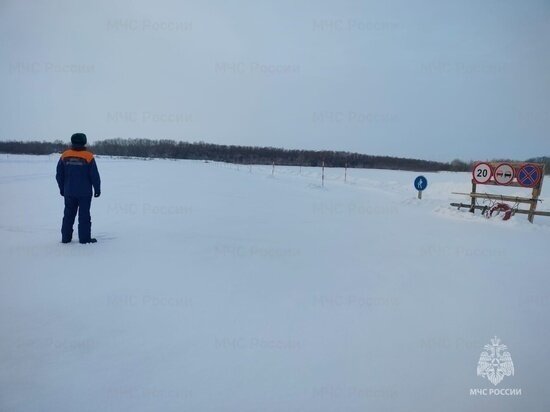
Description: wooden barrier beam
450,203,550,217
451,192,540,204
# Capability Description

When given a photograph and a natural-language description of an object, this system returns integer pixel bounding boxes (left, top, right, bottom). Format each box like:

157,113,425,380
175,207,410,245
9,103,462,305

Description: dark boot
80,238,97,244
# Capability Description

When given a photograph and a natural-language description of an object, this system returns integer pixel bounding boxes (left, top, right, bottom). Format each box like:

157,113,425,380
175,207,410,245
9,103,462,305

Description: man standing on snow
56,133,101,244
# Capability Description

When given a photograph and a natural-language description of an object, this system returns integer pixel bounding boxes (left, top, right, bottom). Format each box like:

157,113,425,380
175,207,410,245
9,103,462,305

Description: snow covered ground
1,154,549,412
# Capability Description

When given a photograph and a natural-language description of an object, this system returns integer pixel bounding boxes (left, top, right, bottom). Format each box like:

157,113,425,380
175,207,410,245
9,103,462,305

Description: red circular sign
517,164,542,188
472,162,493,184
494,163,515,185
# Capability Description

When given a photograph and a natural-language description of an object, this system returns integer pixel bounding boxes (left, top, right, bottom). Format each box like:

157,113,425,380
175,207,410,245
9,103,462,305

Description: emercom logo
477,336,514,385
469,336,522,397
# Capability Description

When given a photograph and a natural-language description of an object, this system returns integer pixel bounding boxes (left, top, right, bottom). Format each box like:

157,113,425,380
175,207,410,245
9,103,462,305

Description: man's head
71,133,87,148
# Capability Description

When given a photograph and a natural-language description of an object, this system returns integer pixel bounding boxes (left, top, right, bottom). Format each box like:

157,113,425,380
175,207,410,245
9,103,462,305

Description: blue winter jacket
56,147,101,197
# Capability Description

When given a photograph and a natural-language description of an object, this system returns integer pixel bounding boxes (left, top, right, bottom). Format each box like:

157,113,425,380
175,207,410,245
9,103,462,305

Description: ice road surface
1,154,549,412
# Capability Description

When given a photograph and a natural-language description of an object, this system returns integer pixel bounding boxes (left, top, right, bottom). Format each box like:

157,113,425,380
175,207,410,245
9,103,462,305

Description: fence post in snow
322,161,325,187
344,163,347,182
272,161,275,176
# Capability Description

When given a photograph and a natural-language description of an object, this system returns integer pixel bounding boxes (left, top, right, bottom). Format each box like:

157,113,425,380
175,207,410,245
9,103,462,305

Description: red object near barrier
486,203,513,221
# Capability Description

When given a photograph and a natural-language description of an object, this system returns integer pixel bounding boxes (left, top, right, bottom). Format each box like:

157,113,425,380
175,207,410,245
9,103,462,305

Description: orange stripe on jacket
61,149,94,163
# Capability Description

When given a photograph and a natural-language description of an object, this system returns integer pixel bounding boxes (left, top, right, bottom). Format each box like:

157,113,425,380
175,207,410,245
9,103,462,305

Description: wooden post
322,161,325,187
527,192,538,223
272,161,275,176
528,164,545,223
469,181,477,213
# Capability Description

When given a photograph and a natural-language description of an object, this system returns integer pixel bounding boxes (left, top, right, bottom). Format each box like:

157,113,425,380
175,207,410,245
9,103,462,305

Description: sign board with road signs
494,163,515,185
459,161,546,223
517,164,542,188
472,163,493,184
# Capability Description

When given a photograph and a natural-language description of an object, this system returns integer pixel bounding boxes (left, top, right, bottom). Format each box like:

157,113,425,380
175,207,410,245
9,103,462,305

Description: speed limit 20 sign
472,163,493,184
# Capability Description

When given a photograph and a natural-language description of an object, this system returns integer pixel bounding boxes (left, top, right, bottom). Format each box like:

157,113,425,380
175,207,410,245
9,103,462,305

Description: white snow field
1,154,549,412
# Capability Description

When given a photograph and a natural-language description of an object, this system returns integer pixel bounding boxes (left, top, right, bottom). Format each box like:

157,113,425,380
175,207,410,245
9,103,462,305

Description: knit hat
71,133,87,147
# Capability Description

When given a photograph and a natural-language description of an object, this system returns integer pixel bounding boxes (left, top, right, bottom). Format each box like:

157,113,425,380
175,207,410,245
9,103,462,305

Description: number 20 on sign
473,163,493,184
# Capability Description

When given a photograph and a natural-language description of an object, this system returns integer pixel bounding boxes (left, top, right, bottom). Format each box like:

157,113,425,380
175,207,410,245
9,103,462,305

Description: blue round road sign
414,176,428,191
517,164,542,188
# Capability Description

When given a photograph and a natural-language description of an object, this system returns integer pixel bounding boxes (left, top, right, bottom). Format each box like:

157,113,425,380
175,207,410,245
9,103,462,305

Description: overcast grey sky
1,0,549,161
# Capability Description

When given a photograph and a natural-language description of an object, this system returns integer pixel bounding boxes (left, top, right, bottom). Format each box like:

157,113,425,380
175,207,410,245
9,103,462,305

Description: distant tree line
91,138,463,172
0,138,545,173
525,157,550,173
0,138,467,172
0,140,66,155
